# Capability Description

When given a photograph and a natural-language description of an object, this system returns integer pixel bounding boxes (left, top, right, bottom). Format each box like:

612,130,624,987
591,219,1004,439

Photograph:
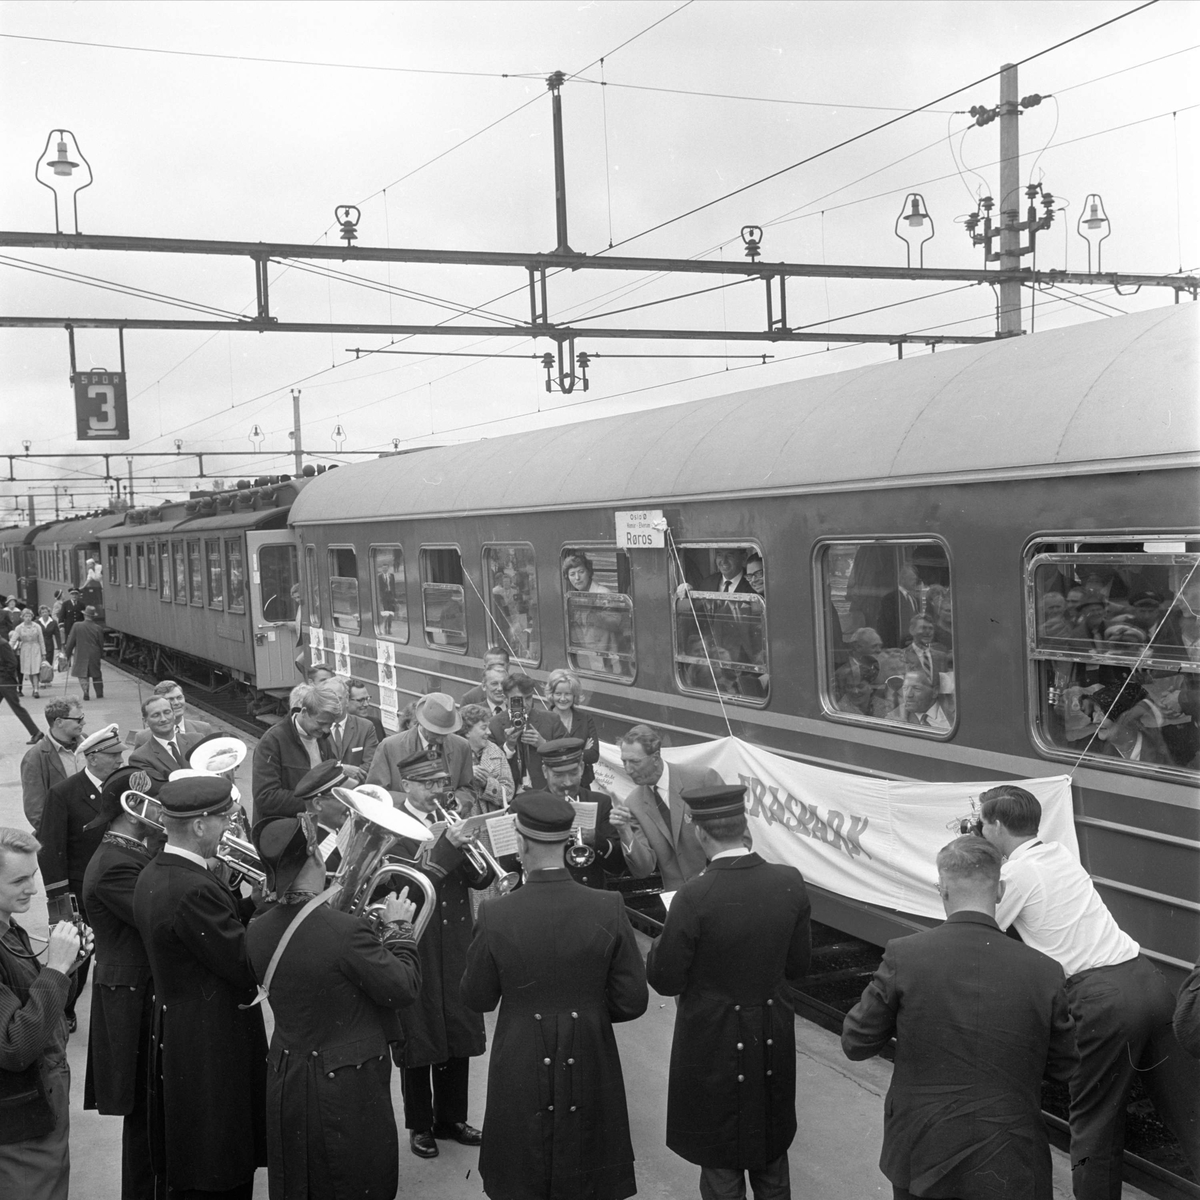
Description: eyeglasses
60,715,85,724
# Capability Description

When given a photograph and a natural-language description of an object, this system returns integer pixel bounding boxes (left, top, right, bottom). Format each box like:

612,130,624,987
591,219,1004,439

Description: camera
46,892,92,962
507,694,527,733
957,816,984,838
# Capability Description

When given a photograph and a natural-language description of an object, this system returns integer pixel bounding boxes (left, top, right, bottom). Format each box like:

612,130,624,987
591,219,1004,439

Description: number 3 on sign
88,384,117,432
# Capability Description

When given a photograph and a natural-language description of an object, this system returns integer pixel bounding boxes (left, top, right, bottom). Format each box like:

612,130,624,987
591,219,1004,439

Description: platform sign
615,509,666,549
74,369,129,440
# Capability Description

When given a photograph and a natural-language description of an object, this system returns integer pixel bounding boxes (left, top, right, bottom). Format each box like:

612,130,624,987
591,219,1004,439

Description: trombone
432,796,520,894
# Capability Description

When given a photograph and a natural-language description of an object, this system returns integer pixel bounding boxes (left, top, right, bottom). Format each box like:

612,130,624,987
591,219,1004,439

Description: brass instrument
120,789,163,829
432,796,520,894
214,831,266,886
565,827,596,869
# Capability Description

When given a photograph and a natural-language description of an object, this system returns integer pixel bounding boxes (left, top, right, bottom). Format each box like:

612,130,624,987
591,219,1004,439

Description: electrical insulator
1020,94,1044,109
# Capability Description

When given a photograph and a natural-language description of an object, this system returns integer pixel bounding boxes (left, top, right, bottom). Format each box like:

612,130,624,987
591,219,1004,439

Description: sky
0,0,1196,518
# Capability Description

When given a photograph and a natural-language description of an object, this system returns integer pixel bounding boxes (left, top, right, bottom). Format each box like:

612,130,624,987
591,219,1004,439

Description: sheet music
569,799,598,833
483,813,519,857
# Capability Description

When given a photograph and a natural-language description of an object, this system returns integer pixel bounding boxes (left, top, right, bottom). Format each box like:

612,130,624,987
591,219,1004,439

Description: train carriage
31,512,126,621
288,303,1199,978
0,522,44,609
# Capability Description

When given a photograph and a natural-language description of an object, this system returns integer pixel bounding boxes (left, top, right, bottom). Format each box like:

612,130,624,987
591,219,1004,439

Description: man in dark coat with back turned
133,775,266,1199
247,812,423,1200
645,785,811,1200
841,835,1078,1200
462,792,649,1200
81,765,158,1200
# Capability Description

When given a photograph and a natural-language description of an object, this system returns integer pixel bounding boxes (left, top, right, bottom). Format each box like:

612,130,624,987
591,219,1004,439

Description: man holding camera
0,825,92,1200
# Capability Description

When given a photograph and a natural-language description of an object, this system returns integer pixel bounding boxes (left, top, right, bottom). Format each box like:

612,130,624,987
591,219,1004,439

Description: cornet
432,796,520,894
565,827,595,869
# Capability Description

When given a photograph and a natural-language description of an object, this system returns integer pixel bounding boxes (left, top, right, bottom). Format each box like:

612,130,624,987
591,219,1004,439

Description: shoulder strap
241,885,338,1009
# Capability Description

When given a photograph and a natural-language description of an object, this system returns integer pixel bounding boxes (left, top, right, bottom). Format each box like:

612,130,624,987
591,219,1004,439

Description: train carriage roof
32,512,126,547
290,305,1199,524
0,524,47,547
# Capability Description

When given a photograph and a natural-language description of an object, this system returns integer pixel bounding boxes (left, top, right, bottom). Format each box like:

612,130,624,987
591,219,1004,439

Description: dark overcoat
133,851,267,1192
462,867,649,1200
644,853,812,1169
252,717,331,820
37,770,105,903
246,902,422,1200
561,789,623,890
841,910,1078,1200
82,835,154,1114
392,829,491,1068
64,618,104,680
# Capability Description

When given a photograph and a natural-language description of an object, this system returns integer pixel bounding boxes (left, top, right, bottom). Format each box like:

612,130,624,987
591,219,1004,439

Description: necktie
169,739,186,769
722,580,731,592
920,649,932,680
650,785,672,831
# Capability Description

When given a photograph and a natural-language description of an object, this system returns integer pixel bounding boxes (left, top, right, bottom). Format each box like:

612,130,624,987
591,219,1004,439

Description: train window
304,545,321,627
327,546,361,635
260,544,300,623
123,543,133,587
135,544,146,588
107,545,119,586
561,546,636,681
816,539,954,734
482,544,539,664
205,539,224,609
146,542,157,592
171,542,187,606
670,543,768,704
187,541,203,606
421,546,467,653
225,539,245,613
159,543,171,601
370,545,408,643
1025,540,1199,779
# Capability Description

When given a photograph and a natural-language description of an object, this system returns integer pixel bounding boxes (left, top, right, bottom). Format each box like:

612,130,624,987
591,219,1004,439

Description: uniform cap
512,791,575,842
252,814,318,894
538,737,585,769
293,759,349,802
78,723,122,757
681,784,746,821
158,775,234,819
397,748,450,783
415,692,461,735
82,766,152,831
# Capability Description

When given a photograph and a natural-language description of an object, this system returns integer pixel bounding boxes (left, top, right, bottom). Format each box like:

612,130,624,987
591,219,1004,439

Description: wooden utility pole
998,62,1022,335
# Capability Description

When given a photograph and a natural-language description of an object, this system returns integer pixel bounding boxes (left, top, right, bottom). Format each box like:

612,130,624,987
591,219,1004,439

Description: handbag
39,660,55,686
54,651,68,673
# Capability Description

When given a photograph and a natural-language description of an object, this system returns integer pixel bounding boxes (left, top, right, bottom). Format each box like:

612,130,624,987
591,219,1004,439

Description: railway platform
0,664,1153,1198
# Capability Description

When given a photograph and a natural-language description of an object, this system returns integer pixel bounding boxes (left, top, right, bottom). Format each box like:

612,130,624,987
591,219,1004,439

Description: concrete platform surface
0,664,1154,1197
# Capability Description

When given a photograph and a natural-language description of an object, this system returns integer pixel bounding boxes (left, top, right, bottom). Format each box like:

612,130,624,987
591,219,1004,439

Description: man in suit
487,673,566,794
459,647,512,708
21,698,86,832
366,692,475,807
130,680,215,749
901,615,951,686
462,792,648,1200
877,563,926,650
348,677,386,744
646,785,811,1200
322,676,377,780
128,695,200,792
38,722,125,1031
842,835,1079,1200
700,547,756,595
252,682,340,820
133,775,267,1199
612,724,723,893
81,765,158,1200
63,605,106,700
539,737,624,889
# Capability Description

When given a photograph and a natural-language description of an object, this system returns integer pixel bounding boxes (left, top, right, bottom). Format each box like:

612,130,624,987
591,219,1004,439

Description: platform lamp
35,130,93,235
895,193,934,268
1077,194,1111,274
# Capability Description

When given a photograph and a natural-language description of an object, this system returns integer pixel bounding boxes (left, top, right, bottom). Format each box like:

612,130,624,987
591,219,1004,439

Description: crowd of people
0,643,1198,1200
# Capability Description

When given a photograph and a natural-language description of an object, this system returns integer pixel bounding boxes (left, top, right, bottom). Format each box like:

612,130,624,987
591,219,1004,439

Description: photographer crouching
0,826,93,1199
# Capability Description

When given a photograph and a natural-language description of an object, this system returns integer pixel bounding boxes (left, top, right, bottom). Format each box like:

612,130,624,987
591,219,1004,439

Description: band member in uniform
247,813,423,1200
388,751,491,1159
537,738,624,889
80,767,158,1200
645,785,812,1200
133,775,267,1200
462,792,648,1200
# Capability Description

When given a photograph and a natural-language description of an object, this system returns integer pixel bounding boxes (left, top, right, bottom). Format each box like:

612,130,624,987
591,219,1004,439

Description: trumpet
433,796,520,894
215,830,266,887
565,827,595,869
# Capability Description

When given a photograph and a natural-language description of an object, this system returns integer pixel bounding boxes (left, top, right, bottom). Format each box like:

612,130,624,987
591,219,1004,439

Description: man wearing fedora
38,722,126,1032
247,813,422,1199
367,692,476,809
133,775,267,1200
462,792,648,1200
80,766,158,1200
646,785,812,1200
383,750,492,1160
252,682,341,821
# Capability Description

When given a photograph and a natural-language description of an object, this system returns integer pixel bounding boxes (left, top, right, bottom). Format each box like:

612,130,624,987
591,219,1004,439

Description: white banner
594,737,1077,922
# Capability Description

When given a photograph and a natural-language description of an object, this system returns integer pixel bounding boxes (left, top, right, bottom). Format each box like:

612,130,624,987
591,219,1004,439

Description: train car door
246,531,303,691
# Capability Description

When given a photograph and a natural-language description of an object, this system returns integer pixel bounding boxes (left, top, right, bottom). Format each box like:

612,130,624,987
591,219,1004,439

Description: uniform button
767,1070,773,1076
535,1013,541,1020
328,1072,335,1078
547,1105,554,1112
312,1051,318,1057
570,1106,577,1112
567,1058,574,1065
736,1042,744,1050
767,999,773,1006
571,1012,578,1019
734,1004,740,1011
737,1075,744,1083
543,1057,551,1065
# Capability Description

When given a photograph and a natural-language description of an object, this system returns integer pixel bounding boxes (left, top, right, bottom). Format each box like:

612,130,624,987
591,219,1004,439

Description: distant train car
98,479,308,707
0,523,44,609
288,304,1199,977
31,512,125,621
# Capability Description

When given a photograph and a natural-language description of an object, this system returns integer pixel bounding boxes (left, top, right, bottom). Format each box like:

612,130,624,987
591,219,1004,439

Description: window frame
224,538,246,614
812,535,957,739
186,539,204,607
304,544,321,628
205,538,225,610
135,542,146,588
122,542,133,588
171,540,187,606
1023,534,1199,783
106,543,119,586
146,540,157,592
327,544,362,635
559,541,638,685
159,542,171,602
481,541,541,666
420,543,468,655
369,542,409,644
668,540,770,708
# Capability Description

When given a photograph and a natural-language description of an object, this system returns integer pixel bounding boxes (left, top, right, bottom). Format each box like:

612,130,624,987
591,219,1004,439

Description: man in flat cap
38,721,125,1031
646,784,812,1200
383,749,492,1159
367,692,476,811
252,681,340,820
463,792,648,1200
538,737,624,889
81,765,159,1200
247,813,422,1200
133,775,267,1199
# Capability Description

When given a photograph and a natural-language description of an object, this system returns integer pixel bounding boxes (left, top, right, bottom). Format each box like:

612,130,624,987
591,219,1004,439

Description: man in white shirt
981,784,1199,1196
129,695,195,790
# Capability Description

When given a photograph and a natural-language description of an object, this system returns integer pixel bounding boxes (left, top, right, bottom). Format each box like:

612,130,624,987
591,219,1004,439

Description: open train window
370,545,408,643
205,539,224,609
107,544,119,586
224,539,245,613
187,540,203,607
328,546,361,635
304,545,321,628
483,543,539,665
670,543,768,705
1025,537,1199,780
561,545,636,682
171,542,187,605
421,546,467,653
815,539,955,736
123,543,133,587
135,543,146,588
